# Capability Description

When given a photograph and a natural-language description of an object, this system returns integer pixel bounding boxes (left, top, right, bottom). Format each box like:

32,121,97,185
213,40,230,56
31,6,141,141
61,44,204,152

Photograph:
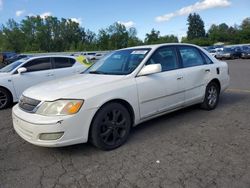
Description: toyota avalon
12,44,230,150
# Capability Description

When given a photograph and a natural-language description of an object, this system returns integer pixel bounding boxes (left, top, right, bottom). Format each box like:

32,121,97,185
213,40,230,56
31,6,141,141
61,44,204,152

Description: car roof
123,43,202,50
26,55,75,61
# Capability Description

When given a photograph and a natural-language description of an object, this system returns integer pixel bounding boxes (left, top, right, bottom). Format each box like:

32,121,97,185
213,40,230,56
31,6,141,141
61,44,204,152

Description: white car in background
12,43,230,150
0,55,88,109
82,52,96,60
208,49,217,57
93,53,105,60
209,49,222,58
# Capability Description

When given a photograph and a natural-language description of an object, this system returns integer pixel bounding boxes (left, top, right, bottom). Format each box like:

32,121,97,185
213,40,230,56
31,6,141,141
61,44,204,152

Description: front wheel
90,102,131,150
0,88,12,110
201,82,220,110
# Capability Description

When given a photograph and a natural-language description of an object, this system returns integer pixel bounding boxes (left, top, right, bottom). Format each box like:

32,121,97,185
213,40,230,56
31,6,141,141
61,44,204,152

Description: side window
23,58,51,72
54,57,75,69
201,51,213,64
179,46,205,68
146,47,179,72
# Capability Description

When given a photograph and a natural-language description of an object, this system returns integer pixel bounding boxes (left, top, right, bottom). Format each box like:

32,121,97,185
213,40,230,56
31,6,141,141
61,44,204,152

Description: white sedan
0,55,88,109
12,44,230,150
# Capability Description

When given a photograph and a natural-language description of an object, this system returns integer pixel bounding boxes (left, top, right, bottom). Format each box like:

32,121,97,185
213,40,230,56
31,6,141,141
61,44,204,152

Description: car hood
23,74,126,101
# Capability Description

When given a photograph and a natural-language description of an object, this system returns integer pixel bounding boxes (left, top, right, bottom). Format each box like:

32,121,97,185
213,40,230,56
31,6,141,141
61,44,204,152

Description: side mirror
138,64,162,76
17,67,27,74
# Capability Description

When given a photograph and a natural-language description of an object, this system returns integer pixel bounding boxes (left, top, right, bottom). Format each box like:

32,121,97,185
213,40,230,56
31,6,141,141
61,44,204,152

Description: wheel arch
98,98,135,126
209,78,221,93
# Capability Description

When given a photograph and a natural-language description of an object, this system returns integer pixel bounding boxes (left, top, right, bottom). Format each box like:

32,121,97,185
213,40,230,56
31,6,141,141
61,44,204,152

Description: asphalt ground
0,59,250,188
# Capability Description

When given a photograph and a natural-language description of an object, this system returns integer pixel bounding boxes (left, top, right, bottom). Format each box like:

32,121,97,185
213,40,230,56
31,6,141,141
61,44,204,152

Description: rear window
179,46,204,68
53,57,75,69
201,51,213,64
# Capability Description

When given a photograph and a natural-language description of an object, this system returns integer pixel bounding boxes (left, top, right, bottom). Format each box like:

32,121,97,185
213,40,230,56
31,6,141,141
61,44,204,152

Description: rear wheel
0,88,12,110
90,102,131,150
201,82,220,110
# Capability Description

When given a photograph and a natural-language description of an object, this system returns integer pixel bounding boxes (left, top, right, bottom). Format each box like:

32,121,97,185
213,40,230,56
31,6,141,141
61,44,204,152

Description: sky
0,0,249,40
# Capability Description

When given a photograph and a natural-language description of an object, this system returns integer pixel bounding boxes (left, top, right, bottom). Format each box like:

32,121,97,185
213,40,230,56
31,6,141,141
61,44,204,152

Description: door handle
177,76,183,80
205,69,210,72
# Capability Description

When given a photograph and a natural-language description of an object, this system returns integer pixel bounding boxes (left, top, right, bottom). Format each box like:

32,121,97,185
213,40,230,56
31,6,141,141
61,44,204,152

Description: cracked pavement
1,59,250,188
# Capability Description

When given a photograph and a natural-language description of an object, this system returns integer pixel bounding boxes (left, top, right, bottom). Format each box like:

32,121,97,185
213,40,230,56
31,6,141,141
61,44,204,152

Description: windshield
86,48,150,75
0,60,24,73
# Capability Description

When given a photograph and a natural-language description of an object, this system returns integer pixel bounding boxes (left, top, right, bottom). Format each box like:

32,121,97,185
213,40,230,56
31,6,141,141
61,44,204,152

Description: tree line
183,13,250,46
0,16,178,53
0,14,249,53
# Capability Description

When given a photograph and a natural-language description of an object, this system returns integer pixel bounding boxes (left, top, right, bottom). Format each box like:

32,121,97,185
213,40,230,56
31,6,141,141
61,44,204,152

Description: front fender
0,78,18,102
82,79,141,125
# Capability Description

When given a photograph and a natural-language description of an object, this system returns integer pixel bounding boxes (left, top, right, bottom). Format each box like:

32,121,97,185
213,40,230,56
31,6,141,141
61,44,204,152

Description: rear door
11,57,54,98
136,46,185,119
177,46,213,105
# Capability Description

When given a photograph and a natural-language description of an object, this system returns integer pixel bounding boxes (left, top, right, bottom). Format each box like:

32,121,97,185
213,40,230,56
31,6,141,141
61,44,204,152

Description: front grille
19,95,41,112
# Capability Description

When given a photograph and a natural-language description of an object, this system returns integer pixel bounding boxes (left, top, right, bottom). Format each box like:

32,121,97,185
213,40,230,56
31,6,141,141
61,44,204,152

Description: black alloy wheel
90,102,131,150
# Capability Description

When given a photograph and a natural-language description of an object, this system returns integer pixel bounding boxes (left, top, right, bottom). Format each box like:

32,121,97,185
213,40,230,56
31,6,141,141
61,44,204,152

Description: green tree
0,30,5,51
1,15,248,53
241,17,250,30
97,29,111,50
2,19,25,52
84,30,97,50
207,23,239,44
145,29,160,44
145,29,178,44
127,27,143,47
44,16,61,51
97,23,141,50
60,18,82,51
107,23,129,49
158,35,178,43
187,13,206,40
21,16,39,51
239,17,250,43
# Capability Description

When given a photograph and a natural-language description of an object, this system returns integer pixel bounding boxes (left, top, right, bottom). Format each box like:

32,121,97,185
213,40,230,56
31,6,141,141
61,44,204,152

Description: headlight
36,100,84,116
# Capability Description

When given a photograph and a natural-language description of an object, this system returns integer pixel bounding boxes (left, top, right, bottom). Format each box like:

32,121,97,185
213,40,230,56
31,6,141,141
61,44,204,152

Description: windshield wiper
89,70,108,74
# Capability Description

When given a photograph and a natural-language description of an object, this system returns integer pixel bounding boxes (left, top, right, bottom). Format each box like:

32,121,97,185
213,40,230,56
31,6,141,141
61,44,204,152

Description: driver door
11,57,54,98
135,46,185,119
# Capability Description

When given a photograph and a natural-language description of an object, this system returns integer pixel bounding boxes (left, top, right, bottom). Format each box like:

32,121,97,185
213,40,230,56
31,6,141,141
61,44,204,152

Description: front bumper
12,104,96,147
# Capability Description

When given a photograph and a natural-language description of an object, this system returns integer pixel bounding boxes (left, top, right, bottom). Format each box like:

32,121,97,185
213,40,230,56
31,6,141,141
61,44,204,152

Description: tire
200,82,220,110
0,87,12,110
90,102,131,150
